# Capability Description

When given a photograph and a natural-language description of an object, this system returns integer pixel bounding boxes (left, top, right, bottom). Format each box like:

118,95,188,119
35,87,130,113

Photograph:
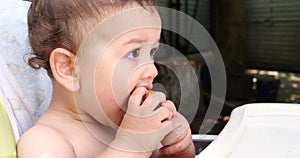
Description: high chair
0,90,17,157
196,103,300,158
0,0,52,157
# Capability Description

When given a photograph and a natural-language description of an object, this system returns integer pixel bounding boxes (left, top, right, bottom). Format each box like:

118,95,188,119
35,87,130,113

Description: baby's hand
121,88,176,132
159,113,195,158
111,87,177,154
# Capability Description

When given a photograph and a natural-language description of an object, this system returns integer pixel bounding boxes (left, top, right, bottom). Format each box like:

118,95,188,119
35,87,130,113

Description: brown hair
27,0,156,77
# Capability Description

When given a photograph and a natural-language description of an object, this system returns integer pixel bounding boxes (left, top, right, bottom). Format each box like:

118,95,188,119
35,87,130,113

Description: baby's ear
50,48,79,92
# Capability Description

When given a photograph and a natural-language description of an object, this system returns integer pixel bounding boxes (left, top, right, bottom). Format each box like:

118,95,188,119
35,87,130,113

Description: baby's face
74,5,161,128
94,27,161,126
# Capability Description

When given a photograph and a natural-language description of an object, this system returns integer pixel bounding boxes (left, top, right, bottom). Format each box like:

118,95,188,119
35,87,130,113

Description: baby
17,0,195,157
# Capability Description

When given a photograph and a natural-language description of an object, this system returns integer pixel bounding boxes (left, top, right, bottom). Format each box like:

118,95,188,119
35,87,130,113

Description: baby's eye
126,48,140,60
150,48,158,57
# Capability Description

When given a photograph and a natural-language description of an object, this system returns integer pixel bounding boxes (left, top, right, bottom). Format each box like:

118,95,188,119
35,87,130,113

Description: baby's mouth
124,85,152,111
129,84,152,95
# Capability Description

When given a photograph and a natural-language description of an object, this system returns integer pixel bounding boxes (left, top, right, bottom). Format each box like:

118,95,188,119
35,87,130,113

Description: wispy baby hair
27,0,156,77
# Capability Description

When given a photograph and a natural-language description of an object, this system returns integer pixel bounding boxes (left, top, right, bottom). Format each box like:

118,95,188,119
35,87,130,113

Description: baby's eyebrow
123,37,160,46
124,38,147,45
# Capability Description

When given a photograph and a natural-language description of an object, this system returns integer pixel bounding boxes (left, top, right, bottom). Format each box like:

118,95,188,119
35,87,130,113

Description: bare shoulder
17,125,75,158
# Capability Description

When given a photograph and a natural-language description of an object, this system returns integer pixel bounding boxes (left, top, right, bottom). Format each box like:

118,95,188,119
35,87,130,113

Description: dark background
154,0,300,134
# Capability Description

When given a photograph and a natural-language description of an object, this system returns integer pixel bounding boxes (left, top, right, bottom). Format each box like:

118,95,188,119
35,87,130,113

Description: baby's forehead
78,6,161,51
99,6,161,37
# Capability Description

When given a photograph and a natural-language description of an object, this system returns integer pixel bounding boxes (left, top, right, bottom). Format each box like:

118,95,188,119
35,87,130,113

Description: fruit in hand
142,90,154,103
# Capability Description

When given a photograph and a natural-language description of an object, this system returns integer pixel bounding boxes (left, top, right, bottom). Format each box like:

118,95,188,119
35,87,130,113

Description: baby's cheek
106,106,125,127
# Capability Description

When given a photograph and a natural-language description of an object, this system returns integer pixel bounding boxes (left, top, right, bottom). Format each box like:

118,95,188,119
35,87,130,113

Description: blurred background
153,0,300,135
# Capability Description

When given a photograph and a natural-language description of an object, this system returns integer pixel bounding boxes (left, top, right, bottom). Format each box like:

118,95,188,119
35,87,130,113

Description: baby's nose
141,63,158,80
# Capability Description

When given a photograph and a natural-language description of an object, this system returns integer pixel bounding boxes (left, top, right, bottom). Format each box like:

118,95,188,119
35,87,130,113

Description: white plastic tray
196,103,300,158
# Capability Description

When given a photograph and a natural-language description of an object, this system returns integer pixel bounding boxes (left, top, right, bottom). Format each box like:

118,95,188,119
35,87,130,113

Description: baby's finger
128,87,147,110
161,113,190,146
154,105,173,123
142,91,166,111
162,100,177,119
159,128,193,155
